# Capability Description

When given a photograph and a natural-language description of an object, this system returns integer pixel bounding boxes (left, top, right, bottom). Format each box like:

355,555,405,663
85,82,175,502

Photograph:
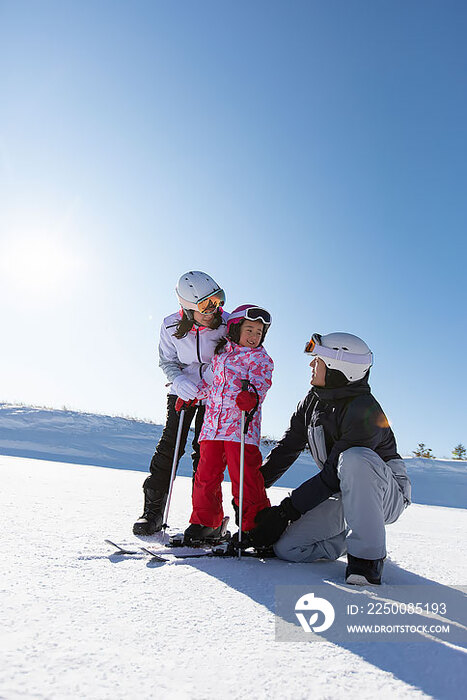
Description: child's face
238,320,263,348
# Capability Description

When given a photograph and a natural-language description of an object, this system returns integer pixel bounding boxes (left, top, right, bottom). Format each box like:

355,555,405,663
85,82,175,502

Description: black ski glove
249,497,301,548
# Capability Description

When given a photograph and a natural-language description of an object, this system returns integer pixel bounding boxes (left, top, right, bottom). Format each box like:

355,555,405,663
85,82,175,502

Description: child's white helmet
176,271,225,314
305,332,373,382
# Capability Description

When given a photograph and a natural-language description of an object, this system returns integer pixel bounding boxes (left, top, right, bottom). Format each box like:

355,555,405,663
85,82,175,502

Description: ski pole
162,405,187,539
237,380,259,560
238,407,246,559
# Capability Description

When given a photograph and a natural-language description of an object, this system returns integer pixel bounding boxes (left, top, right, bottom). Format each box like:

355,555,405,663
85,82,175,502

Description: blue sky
0,0,465,458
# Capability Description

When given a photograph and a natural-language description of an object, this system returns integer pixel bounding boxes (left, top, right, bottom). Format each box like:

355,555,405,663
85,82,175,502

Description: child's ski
104,537,275,562
104,539,139,555
138,547,168,562
164,546,275,560
104,539,168,562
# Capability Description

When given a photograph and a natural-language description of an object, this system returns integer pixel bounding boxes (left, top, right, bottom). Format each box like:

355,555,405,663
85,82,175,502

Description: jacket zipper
309,426,322,468
196,329,202,362
196,328,204,380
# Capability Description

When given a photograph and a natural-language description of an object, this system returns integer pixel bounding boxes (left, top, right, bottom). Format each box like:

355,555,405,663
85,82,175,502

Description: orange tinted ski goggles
197,290,226,314
304,333,322,354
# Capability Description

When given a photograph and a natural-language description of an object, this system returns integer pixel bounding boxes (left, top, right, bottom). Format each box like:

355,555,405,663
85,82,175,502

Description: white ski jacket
158,310,229,394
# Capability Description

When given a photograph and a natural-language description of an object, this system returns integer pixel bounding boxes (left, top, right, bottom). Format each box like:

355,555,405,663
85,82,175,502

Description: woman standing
133,271,229,535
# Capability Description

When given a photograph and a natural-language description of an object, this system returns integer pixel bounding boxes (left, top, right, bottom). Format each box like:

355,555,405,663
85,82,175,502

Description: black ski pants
144,394,206,495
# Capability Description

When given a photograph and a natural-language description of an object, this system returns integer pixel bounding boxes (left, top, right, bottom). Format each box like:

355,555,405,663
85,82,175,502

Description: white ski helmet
175,271,225,315
305,332,373,382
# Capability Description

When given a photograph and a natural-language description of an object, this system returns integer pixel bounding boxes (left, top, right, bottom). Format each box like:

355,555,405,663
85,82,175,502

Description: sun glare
1,236,82,298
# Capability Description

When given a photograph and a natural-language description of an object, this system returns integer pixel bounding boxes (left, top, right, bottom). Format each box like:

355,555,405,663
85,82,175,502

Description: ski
138,547,168,562
105,539,168,562
104,539,139,555
159,539,276,560
166,547,274,560
104,538,275,562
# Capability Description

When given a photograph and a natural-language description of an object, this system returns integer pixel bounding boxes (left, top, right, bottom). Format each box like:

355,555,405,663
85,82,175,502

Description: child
183,305,274,545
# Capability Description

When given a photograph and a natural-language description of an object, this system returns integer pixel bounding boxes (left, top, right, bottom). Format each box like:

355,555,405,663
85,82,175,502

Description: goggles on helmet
197,289,225,314
229,306,272,326
305,333,372,365
304,333,322,354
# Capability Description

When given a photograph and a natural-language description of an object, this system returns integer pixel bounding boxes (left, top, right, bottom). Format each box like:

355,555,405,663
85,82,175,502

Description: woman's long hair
173,308,223,339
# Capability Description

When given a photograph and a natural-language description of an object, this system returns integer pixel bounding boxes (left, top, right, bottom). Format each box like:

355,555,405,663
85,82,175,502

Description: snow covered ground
1,403,466,508
1,404,466,698
1,456,466,699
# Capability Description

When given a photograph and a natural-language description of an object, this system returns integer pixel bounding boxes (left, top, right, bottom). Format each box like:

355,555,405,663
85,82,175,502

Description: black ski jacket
260,378,402,515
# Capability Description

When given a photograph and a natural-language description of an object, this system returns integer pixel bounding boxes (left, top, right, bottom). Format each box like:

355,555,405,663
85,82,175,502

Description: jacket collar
312,376,371,401
224,339,263,354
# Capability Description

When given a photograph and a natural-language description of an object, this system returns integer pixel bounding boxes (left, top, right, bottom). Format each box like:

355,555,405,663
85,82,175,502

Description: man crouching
250,332,411,585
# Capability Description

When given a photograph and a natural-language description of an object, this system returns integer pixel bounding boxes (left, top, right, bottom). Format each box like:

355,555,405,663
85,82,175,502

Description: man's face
310,356,326,386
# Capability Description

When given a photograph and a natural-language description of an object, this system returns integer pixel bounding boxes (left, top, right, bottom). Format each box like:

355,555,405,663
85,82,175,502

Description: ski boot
345,554,384,585
133,488,167,536
182,518,231,546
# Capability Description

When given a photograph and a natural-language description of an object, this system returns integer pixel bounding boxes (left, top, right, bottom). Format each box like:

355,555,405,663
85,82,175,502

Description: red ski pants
190,440,271,531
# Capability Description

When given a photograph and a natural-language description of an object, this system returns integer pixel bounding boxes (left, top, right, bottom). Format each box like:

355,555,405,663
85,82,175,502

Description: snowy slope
1,455,466,700
1,403,466,508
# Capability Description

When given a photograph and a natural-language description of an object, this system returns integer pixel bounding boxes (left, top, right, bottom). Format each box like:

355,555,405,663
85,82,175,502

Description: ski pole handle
175,398,197,412
239,380,259,434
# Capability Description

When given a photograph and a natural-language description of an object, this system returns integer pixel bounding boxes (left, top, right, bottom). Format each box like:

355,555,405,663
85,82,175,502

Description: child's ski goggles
244,306,272,325
197,289,226,314
229,306,272,326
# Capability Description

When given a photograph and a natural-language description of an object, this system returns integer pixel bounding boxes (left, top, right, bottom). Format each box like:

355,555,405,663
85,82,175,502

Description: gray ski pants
273,447,409,562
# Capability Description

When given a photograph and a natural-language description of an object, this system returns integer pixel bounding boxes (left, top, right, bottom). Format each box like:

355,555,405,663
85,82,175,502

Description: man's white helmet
306,332,373,382
176,271,225,314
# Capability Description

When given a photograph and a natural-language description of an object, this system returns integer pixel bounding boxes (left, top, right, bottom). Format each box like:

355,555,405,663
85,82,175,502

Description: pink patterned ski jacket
196,340,273,446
